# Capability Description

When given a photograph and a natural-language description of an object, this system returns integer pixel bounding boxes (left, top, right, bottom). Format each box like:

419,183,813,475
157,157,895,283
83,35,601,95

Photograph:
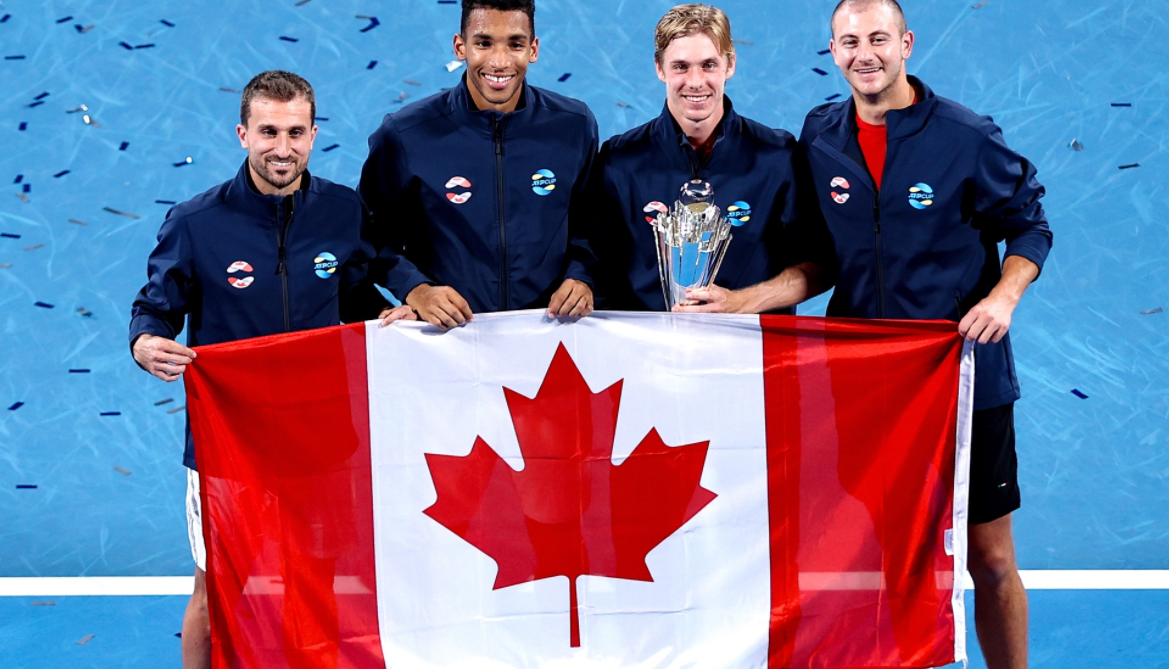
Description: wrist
988,286,1023,307
735,285,769,315
405,284,431,307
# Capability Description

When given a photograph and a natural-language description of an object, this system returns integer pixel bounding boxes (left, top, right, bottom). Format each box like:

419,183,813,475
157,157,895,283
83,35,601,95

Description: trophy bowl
651,180,734,310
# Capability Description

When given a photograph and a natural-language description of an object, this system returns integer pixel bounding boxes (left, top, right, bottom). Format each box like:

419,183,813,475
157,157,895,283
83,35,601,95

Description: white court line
0,576,193,596
1,571,1168,597
1019,570,1169,590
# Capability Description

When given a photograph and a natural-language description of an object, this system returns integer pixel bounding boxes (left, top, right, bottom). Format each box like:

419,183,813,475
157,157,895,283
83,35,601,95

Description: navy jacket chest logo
726,201,751,225
643,200,669,224
444,176,473,204
314,252,339,279
830,176,851,205
908,183,935,210
531,169,557,196
227,260,254,289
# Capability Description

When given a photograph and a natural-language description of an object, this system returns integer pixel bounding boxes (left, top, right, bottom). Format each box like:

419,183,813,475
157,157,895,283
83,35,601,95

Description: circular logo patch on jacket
226,261,254,289
531,169,557,196
445,176,472,204
314,252,339,279
643,201,668,224
726,201,752,226
908,183,934,209
830,176,850,204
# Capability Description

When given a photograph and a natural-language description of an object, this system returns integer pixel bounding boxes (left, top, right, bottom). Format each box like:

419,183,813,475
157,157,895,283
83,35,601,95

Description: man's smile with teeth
857,67,881,73
484,73,514,83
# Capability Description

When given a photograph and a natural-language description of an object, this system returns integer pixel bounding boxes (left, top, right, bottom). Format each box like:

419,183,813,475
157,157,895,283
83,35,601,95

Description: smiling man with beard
359,0,599,329
129,70,406,669
587,4,820,313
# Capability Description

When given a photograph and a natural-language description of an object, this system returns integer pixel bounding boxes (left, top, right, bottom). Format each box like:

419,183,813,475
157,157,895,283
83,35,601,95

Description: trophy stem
706,233,732,288
653,228,672,310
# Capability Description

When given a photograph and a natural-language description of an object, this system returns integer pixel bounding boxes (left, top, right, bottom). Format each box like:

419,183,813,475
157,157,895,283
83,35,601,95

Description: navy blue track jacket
129,163,385,469
800,77,1053,409
591,99,806,312
359,78,599,312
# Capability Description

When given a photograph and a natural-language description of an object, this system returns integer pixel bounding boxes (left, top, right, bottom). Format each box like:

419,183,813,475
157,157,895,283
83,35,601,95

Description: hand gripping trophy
650,180,734,310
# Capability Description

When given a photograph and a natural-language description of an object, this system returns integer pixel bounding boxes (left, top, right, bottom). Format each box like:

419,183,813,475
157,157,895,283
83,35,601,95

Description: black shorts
968,402,1020,525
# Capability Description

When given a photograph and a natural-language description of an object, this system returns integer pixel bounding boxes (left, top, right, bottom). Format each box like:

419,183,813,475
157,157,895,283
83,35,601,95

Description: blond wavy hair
653,4,734,64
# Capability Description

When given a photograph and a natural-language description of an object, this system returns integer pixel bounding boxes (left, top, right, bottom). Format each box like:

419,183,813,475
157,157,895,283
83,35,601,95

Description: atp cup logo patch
643,201,668,224
445,176,472,204
531,169,557,196
830,176,850,204
725,201,752,226
314,252,339,279
226,261,254,289
908,183,934,209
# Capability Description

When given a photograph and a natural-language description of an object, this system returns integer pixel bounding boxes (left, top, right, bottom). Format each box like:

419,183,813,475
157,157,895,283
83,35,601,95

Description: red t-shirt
856,116,888,189
856,91,918,190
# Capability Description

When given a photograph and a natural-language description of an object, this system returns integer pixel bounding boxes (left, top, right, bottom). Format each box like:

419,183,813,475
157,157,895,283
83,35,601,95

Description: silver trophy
651,180,734,310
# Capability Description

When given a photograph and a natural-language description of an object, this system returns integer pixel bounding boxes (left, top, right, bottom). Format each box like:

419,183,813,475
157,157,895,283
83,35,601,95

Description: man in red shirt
678,2,1052,668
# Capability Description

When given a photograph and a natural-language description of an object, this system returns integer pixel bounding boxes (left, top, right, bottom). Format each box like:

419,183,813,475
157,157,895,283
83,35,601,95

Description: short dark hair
461,0,535,37
830,0,907,37
239,70,316,126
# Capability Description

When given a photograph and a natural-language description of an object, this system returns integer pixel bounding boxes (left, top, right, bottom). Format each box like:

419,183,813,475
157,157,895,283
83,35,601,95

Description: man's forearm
989,255,1040,305
735,262,831,314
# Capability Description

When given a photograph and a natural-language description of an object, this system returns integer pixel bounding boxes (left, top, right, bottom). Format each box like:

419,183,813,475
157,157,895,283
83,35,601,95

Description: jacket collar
654,95,739,150
652,96,739,176
820,75,936,149
223,161,311,219
447,74,535,137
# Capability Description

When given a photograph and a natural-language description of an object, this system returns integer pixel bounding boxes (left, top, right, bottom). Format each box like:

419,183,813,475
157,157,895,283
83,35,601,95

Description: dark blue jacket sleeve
761,134,803,271
585,138,643,309
339,202,391,323
791,127,839,283
128,211,194,346
973,125,1053,273
358,116,436,303
562,109,601,287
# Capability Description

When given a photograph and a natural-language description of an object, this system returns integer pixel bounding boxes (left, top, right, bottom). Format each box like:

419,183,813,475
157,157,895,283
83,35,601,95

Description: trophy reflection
650,180,734,310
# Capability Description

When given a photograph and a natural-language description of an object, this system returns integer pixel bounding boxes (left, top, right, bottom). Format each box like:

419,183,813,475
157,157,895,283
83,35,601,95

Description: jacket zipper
866,125,890,320
493,118,508,310
684,145,700,180
872,195,887,319
812,134,889,318
275,195,294,332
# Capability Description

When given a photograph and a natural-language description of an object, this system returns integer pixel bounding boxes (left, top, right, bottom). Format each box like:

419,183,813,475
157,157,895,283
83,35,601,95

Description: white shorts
186,468,207,571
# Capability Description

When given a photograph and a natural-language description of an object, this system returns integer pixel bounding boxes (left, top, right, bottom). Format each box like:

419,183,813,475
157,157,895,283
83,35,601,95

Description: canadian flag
185,311,972,669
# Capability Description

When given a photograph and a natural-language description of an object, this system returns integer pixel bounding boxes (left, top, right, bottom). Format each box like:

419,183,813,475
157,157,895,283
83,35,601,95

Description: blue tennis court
1,0,1167,666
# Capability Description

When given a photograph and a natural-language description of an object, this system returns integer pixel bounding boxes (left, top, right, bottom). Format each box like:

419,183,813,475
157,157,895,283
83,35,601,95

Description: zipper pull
493,119,503,155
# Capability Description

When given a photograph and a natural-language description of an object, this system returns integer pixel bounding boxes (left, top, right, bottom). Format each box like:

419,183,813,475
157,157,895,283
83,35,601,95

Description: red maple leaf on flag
423,343,717,647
